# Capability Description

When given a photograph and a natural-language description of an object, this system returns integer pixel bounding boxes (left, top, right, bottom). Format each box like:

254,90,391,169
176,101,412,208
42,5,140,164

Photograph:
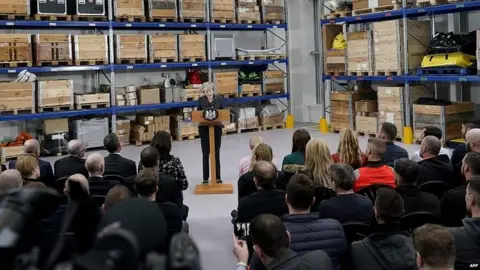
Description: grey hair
67,140,84,156
201,82,215,93
329,163,355,191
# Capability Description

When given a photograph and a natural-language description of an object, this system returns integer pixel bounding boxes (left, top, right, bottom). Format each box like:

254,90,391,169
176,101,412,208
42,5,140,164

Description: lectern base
194,183,234,195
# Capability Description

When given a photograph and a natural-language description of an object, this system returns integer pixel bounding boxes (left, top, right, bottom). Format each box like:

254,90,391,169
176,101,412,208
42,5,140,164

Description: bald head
85,153,104,176
422,135,441,156
24,139,40,157
0,169,22,195
67,140,85,157
253,160,277,189
65,173,89,195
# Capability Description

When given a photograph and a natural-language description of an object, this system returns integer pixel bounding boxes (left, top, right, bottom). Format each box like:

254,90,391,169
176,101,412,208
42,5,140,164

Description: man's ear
416,252,423,268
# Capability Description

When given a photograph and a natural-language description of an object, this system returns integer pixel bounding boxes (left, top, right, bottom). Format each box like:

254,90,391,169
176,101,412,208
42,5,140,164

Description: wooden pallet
0,108,35,115
34,14,71,21
75,59,109,66
240,92,261,97
75,103,110,110
237,55,272,60
352,4,400,15
38,105,74,112
348,71,372,76
239,19,261,24
212,18,236,24
326,70,346,76
176,134,200,141
133,140,151,146
222,127,237,136
73,15,108,21
181,57,206,62
115,16,146,22
264,19,285,24
179,17,206,23
264,90,284,95
237,126,262,134
262,123,285,131
356,131,376,137
37,60,73,66
151,58,177,63
182,95,200,101
322,10,351,19
116,58,148,64
150,16,178,22
220,93,237,99
0,61,31,68
416,0,448,6
0,14,30,20
374,70,401,76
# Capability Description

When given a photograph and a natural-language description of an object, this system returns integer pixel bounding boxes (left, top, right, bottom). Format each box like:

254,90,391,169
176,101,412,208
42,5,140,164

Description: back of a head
368,137,387,158
381,122,397,141
151,131,171,158
67,139,84,156
253,143,273,162
329,163,355,191
375,187,404,223
253,161,277,189
338,128,362,166
463,119,480,130
305,138,333,187
292,128,311,153
23,139,40,156
422,135,441,156
135,168,158,197
423,126,443,140
250,214,289,258
85,153,104,175
65,173,90,197
103,133,120,154
287,174,315,210
413,224,455,269
464,152,480,175
394,158,419,185
249,136,264,150
466,128,480,146
140,146,160,169
0,169,22,195
104,185,132,210
16,155,38,179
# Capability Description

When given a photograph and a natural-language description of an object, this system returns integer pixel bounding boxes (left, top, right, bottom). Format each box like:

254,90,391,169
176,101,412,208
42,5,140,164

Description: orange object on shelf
0,131,33,147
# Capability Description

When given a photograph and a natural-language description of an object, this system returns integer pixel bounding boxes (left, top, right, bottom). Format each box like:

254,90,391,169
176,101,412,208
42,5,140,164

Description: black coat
9,158,54,187
103,153,137,178
88,176,121,196
417,155,454,185
450,218,480,270
441,182,468,227
237,189,288,223
318,193,374,224
54,156,89,179
252,249,333,270
382,141,409,167
156,199,182,249
157,172,183,207
396,185,441,217
237,171,287,202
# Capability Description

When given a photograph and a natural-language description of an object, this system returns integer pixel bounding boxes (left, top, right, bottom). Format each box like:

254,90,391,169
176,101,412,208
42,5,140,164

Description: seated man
103,133,136,179
85,153,120,196
378,122,409,167
411,126,451,162
101,185,131,213
0,169,23,198
354,138,396,192
394,158,441,217
349,188,416,270
413,224,455,270
54,140,89,179
417,136,454,185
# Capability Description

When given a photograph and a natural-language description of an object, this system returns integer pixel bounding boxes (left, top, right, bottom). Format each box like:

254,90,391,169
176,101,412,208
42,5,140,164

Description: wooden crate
0,146,24,162
75,93,110,109
259,0,285,23
0,82,35,114
331,90,377,131
263,70,284,94
240,84,261,96
347,31,372,75
322,24,345,75
214,71,238,97
178,34,206,62
115,0,145,21
211,0,235,23
73,35,108,65
237,0,261,23
355,100,377,112
34,34,72,66
37,80,74,111
147,0,177,22
0,0,29,19
413,102,475,143
179,0,206,22
149,34,178,63
373,20,430,75
115,35,148,64
356,115,379,136
0,34,32,67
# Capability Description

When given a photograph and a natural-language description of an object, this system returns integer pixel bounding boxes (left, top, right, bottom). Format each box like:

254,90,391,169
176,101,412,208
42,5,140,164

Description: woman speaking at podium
197,82,225,184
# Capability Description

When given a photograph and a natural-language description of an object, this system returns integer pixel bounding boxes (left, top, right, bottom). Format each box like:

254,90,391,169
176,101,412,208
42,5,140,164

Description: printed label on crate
79,0,85,3
368,0,379,8
386,112,395,123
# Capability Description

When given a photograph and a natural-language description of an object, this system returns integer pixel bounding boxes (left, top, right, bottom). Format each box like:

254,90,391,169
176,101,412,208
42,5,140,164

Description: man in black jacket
378,122,409,167
103,133,136,179
349,188,416,270
451,120,480,169
453,128,480,185
85,153,120,196
417,136,454,185
450,176,480,270
54,140,89,179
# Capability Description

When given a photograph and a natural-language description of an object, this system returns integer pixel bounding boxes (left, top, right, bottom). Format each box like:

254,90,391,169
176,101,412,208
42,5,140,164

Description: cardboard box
117,134,130,146
138,87,160,105
137,115,154,125
353,0,369,9
146,125,156,132
43,118,69,134
116,119,131,135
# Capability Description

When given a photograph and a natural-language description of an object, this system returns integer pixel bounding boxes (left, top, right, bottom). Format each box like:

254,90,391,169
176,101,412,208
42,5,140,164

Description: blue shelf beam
0,65,111,74
322,75,480,82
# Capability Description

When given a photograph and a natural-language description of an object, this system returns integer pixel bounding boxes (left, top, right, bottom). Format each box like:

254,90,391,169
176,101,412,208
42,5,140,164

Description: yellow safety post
320,118,329,133
285,114,294,129
403,126,413,144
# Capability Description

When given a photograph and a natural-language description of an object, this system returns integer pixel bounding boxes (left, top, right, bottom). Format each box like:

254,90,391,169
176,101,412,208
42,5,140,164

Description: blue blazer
9,158,54,187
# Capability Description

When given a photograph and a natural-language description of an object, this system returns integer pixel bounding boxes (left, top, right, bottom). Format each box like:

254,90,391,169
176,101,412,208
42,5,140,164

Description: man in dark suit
417,136,454,186
9,139,54,187
85,153,120,196
54,140,89,179
103,133,136,179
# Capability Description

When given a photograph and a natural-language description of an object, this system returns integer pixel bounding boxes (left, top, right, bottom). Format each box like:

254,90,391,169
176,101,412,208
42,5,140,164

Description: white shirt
411,147,451,162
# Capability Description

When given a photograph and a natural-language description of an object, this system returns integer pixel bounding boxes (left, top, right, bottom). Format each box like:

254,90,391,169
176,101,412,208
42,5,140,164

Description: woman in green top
282,128,311,174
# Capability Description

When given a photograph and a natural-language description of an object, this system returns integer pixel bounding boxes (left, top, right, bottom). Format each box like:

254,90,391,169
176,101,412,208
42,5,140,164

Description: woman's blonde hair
249,143,273,171
304,138,333,188
16,155,38,179
249,136,264,150
337,128,363,167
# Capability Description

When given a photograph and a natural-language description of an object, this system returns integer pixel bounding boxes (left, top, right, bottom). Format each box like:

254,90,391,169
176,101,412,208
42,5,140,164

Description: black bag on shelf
426,31,477,55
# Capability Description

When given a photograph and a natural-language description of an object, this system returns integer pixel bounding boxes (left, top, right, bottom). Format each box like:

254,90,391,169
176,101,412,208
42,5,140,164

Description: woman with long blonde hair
238,143,274,200
332,128,367,169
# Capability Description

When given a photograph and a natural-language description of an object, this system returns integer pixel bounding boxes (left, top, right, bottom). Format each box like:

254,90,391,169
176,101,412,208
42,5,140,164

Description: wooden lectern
192,109,234,195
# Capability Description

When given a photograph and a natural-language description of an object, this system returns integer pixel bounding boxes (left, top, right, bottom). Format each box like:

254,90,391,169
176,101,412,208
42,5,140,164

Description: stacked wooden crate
131,115,171,144
330,90,376,132
322,25,345,76
0,34,32,68
355,100,378,136
115,35,148,64
0,82,35,114
413,102,475,144
74,35,108,66
179,0,206,22
149,34,178,63
34,34,72,66
114,0,146,22
237,0,261,24
240,84,261,96
178,34,206,62
171,112,199,140
211,0,236,23
263,70,284,95
352,0,401,15
0,0,29,20
214,71,238,97
0,146,24,163
182,87,202,101
373,20,430,75
75,93,110,110
147,0,177,22
260,0,285,24
37,80,74,112
347,31,372,76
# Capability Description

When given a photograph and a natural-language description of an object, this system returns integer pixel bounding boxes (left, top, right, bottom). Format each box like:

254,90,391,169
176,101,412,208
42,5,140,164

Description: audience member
8,139,54,187
417,136,454,185
233,214,333,270
102,185,131,213
281,128,311,174
54,140,88,179
24,181,47,189
349,188,416,270
300,138,335,209
354,138,396,191
135,168,182,245
378,122,409,166
450,176,480,270
0,169,22,196
442,152,480,227
238,143,274,201
451,119,480,167
454,128,480,185
239,136,278,177
16,155,40,184
85,153,120,196
103,133,136,178
394,158,441,217
236,161,288,223
411,126,451,162
413,224,455,270
319,164,373,224
332,128,367,169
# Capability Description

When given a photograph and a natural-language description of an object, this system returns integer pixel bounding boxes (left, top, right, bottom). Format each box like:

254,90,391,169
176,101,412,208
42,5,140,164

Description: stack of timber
147,0,177,22
0,0,29,20
75,93,110,110
73,35,108,65
211,0,235,23
178,34,206,62
355,100,378,136
149,34,178,63
34,34,72,66
237,0,261,24
214,71,238,98
347,31,372,76
373,20,430,75
330,89,376,132
322,25,345,76
260,0,285,24
37,80,74,112
413,102,475,144
352,0,402,15
179,0,206,22
115,35,148,64
114,0,146,22
0,34,32,68
263,70,284,95
0,82,35,115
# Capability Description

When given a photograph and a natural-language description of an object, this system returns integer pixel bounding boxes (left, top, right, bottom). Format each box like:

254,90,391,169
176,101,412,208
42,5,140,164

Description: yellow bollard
285,114,294,129
403,126,413,144
319,118,329,133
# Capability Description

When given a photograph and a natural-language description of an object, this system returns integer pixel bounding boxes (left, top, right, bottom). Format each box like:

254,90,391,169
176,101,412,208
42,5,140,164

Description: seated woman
281,128,311,182
238,136,277,177
16,155,41,185
332,128,367,169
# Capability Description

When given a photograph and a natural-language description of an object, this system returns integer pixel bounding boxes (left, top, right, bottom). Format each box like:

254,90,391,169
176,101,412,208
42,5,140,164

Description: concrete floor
42,127,427,269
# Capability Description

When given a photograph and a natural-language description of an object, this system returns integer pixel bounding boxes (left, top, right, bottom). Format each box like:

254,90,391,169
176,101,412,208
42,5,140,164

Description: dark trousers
199,125,222,180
